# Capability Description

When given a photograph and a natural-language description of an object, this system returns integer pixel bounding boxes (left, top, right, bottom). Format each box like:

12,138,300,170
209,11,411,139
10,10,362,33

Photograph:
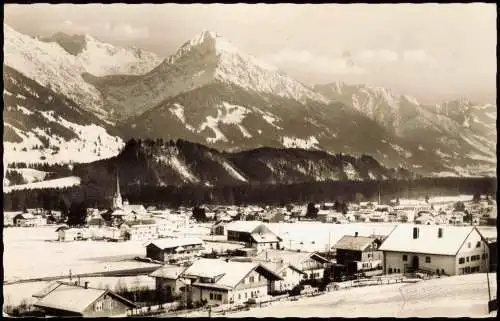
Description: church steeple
112,169,123,209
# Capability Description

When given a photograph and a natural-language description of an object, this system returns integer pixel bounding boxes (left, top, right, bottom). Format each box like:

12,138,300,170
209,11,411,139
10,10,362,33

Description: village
2,175,498,317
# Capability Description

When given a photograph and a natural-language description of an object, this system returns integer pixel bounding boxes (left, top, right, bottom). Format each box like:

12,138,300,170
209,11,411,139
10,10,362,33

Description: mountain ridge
3,25,496,180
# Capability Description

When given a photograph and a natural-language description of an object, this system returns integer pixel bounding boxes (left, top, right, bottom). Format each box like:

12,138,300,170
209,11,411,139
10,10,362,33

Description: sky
4,3,497,104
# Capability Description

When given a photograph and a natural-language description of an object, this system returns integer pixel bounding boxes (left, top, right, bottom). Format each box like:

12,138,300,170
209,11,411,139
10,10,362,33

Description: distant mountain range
2,24,496,188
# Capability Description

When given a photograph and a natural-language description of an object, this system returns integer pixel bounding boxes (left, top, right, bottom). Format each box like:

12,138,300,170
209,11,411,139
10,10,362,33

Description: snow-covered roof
251,232,280,243
146,237,204,250
183,258,282,289
14,213,36,220
123,204,147,214
334,235,377,251
379,225,476,256
34,283,136,314
149,265,188,279
255,249,330,267
111,209,127,216
225,220,264,233
260,261,305,275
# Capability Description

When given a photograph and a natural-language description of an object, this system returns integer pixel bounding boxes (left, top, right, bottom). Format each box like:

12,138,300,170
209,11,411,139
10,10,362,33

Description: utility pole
485,246,491,303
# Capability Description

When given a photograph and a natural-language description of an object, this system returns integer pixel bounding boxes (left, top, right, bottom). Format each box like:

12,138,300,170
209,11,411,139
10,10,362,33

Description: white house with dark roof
32,281,136,317
379,224,490,276
260,261,305,293
180,258,282,306
225,221,281,251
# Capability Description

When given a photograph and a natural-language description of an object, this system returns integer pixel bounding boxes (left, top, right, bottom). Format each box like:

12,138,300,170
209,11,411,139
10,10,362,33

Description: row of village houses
28,222,496,317
6,197,496,230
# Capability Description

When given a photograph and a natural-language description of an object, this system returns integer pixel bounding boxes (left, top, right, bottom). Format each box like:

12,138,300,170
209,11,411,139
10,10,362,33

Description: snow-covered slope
88,30,329,121
3,24,106,118
4,25,163,120
42,32,162,76
3,66,124,166
74,139,410,189
315,82,497,176
3,176,81,193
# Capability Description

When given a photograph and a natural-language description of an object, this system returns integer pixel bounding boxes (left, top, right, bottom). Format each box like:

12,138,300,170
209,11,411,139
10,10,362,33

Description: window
210,293,214,300
241,278,245,285
94,301,103,311
476,241,481,248
425,256,431,263
245,292,247,299
402,255,408,262
258,275,261,282
438,228,443,238
238,294,241,300
459,258,465,264
482,253,486,260
249,276,255,283
468,242,471,248
466,257,469,262
413,227,419,239
282,271,287,277
388,268,393,274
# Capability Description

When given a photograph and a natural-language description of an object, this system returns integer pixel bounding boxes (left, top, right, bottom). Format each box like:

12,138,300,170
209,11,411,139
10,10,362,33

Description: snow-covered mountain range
3,24,496,184
3,25,162,120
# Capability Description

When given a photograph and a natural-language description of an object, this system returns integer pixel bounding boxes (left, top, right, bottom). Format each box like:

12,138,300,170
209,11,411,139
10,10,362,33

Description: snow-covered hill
3,66,124,166
73,139,412,189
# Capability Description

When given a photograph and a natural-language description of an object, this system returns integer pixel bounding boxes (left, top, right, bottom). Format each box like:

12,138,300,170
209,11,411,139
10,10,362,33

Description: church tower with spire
112,170,123,209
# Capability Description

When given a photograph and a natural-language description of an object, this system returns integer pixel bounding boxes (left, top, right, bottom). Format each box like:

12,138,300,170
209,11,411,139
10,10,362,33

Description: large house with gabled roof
379,224,490,276
180,258,283,305
32,281,136,317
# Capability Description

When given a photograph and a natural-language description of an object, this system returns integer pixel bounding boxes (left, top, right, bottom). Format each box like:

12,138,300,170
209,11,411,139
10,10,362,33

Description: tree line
3,177,496,213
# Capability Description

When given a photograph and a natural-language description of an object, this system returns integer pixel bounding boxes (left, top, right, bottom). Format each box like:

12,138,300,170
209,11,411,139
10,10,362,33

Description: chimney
84,282,89,289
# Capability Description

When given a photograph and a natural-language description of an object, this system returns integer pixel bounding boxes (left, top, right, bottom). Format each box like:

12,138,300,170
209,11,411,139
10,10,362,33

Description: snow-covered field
186,273,495,318
3,176,81,192
2,224,216,282
3,227,158,282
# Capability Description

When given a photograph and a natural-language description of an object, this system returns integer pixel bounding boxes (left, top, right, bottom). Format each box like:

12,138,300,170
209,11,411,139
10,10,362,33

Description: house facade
334,235,383,274
261,262,304,293
180,258,282,306
145,238,204,264
33,282,136,317
380,225,490,276
120,222,159,241
225,221,281,250
255,250,330,281
149,265,189,299
13,213,45,227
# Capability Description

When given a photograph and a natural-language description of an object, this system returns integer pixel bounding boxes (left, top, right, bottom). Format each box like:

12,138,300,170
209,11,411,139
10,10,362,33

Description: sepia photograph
2,3,497,318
